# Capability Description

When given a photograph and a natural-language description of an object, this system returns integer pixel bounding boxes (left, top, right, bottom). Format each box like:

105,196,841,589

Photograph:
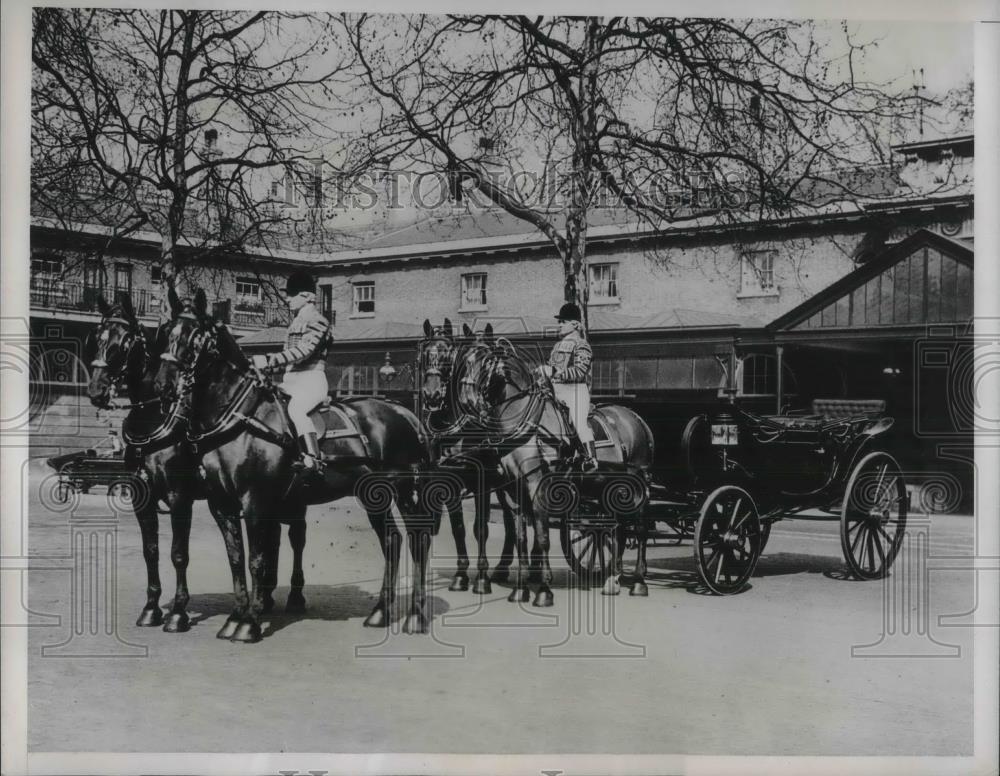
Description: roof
768,228,974,333
238,305,763,347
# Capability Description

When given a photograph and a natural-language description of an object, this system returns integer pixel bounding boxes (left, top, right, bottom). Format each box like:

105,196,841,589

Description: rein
168,319,293,455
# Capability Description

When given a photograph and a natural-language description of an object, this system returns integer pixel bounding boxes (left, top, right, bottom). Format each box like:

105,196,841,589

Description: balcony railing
30,277,328,332
30,279,152,318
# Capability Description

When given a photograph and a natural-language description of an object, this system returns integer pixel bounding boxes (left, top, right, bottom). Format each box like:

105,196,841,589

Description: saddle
275,390,373,464
549,403,624,470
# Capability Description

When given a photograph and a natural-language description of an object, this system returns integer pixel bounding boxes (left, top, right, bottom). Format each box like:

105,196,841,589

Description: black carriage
45,432,150,508
676,394,909,593
561,393,909,594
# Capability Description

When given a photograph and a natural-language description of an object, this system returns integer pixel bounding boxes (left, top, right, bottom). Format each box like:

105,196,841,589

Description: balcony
30,279,152,318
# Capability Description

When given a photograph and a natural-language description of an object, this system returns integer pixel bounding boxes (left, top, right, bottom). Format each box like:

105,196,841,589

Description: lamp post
378,351,397,384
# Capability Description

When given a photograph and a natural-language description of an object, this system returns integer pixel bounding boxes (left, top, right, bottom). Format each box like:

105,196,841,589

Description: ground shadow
180,583,453,639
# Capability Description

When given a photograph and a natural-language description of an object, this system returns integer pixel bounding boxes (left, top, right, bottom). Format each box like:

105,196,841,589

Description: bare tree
32,8,350,292
341,15,926,323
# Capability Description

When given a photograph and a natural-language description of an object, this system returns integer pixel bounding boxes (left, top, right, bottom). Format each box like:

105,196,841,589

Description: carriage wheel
840,452,907,580
694,486,763,595
54,480,71,505
109,479,135,505
560,519,616,585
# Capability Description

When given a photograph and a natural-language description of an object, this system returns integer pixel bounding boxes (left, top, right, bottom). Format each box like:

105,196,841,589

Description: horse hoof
491,568,510,584
629,582,649,597
402,612,428,635
532,589,554,607
448,576,469,592
601,578,621,596
136,608,163,627
507,587,530,603
162,612,190,633
216,618,240,640
473,576,492,595
363,607,389,628
230,622,262,643
285,592,306,614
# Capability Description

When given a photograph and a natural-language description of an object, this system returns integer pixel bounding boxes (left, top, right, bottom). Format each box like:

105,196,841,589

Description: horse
457,331,655,604
419,319,518,593
85,293,200,632
154,289,439,641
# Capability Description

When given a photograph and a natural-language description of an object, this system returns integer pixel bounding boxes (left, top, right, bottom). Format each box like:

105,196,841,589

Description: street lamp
378,351,397,383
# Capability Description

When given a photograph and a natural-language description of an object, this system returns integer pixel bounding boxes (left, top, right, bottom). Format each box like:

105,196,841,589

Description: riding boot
299,432,323,476
582,440,598,471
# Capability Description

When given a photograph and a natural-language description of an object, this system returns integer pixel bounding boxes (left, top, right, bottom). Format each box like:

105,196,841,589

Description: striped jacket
548,329,592,386
265,303,331,373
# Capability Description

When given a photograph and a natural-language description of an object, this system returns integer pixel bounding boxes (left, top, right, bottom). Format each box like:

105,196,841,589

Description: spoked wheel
560,519,616,584
694,486,764,595
840,451,908,580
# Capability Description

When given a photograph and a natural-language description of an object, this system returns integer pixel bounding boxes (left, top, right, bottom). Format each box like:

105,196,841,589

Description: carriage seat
758,414,826,431
811,398,886,420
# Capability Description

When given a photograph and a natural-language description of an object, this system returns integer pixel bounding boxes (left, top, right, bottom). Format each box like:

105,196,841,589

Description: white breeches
553,382,594,444
283,369,328,436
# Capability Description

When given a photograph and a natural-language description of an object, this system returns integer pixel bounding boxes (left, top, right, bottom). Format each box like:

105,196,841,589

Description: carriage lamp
378,352,397,383
711,411,739,446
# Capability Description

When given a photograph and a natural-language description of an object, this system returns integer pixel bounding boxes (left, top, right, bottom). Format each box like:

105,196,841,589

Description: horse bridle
90,314,157,410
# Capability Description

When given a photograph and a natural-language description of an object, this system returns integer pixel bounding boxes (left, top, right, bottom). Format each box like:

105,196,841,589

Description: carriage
563,391,909,594
45,430,150,508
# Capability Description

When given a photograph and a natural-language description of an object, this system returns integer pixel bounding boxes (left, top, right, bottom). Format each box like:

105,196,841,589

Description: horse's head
86,293,147,409
419,318,457,413
455,323,527,419
154,287,212,403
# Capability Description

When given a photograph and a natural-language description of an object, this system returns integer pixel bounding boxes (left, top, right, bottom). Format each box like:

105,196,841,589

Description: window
311,160,323,208
235,277,263,314
283,169,299,206
460,273,487,309
739,250,777,296
235,277,262,301
589,262,619,302
83,260,105,310
30,254,64,306
319,284,334,321
32,255,64,287
114,263,132,304
739,354,797,397
352,281,375,316
150,265,162,287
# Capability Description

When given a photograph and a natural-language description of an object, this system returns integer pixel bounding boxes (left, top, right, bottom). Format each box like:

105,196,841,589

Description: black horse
86,294,199,632
419,319,518,593
155,290,439,642
457,332,656,604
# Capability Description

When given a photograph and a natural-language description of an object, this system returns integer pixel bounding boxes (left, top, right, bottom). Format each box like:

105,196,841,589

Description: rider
251,270,332,477
537,302,597,471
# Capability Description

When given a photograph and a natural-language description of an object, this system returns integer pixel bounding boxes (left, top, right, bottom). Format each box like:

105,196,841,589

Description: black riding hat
555,302,581,322
284,270,317,296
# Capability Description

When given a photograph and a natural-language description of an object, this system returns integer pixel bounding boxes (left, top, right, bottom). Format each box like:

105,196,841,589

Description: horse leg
208,503,248,640
471,485,492,594
629,519,649,597
446,493,470,592
507,487,530,603
529,504,555,608
162,496,193,633
602,521,623,596
491,489,516,584
363,508,401,628
232,515,278,643
402,520,434,634
260,521,280,615
133,499,163,626
285,506,307,613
